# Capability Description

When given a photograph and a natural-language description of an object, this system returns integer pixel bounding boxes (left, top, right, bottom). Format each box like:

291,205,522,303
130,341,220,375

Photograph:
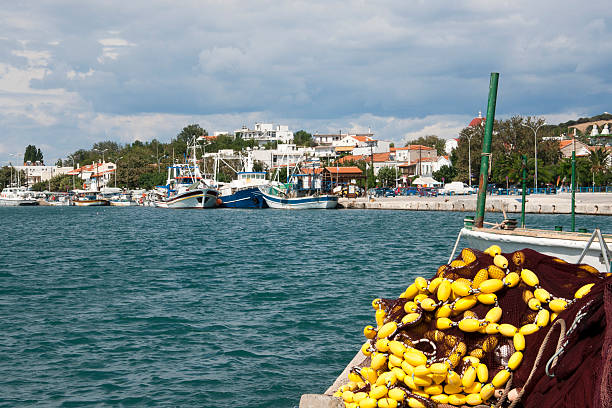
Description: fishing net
330,247,611,408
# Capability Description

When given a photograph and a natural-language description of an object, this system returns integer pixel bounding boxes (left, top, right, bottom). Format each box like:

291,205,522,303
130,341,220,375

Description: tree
377,166,397,187
406,135,446,155
55,158,63,167
175,124,207,144
293,130,314,146
24,145,43,163
589,147,611,186
432,165,457,183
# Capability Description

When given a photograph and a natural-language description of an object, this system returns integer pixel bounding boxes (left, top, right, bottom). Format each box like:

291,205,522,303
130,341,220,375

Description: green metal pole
474,73,499,228
521,154,527,228
571,150,576,232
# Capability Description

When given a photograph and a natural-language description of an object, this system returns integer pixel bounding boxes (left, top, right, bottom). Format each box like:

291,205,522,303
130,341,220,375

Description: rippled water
1,207,610,407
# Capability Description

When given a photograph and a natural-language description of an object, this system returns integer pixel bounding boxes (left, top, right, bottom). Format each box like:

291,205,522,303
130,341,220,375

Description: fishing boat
155,137,219,209
72,192,110,206
258,182,338,209
0,186,39,206
208,150,269,208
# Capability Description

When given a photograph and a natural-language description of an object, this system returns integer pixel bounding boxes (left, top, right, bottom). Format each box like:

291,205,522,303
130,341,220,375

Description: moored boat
72,193,110,206
0,187,39,206
258,182,338,209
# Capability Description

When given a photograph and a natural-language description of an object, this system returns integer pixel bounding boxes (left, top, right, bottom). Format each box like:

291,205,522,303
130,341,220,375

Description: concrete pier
339,192,612,215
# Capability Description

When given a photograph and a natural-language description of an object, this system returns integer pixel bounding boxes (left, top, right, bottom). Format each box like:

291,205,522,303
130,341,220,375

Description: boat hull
109,200,138,207
73,199,110,206
259,189,338,209
0,199,39,206
156,189,218,209
461,227,610,272
219,187,266,209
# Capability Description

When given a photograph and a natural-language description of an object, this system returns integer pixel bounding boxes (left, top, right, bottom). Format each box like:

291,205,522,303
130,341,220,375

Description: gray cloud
0,0,611,162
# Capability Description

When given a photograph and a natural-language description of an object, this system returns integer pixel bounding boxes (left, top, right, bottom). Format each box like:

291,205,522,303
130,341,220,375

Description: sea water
1,207,610,407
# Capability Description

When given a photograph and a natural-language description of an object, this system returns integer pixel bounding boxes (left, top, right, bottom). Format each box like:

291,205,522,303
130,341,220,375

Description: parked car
439,182,476,195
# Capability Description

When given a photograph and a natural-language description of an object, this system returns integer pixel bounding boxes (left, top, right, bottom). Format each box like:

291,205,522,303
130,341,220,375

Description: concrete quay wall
338,193,612,215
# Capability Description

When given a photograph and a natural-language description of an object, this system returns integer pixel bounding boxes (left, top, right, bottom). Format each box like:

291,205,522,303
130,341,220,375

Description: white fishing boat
258,182,338,209
155,137,219,209
461,225,611,272
0,187,39,206
210,151,269,208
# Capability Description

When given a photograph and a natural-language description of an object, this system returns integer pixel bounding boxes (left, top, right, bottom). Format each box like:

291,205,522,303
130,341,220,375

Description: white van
439,182,475,195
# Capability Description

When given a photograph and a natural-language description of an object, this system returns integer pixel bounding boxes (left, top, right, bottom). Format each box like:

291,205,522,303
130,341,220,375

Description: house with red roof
67,161,116,190
559,139,591,158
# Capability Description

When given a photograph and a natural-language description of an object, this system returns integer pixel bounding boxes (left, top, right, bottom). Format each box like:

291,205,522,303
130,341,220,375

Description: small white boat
258,183,338,209
0,187,39,206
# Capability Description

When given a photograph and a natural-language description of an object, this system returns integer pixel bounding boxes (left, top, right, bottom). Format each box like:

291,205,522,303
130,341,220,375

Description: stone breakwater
339,193,612,215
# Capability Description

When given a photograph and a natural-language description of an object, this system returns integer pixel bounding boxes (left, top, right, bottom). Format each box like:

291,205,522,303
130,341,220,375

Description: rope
507,318,567,408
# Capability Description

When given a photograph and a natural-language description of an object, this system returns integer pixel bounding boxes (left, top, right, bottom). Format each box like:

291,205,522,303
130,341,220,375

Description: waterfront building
391,145,437,163
234,123,293,145
250,144,315,170
12,161,74,186
559,139,591,158
313,132,375,146
445,138,459,154
67,161,116,191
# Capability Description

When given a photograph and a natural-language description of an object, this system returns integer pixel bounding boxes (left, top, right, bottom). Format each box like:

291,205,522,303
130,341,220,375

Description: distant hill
557,113,612,128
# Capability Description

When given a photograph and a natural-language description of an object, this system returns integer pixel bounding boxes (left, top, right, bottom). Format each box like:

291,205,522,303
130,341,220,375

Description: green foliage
433,165,457,183
293,130,314,147
405,135,446,155
175,124,207,144
24,145,43,163
55,158,63,167
138,172,166,190
377,166,398,187
204,134,257,152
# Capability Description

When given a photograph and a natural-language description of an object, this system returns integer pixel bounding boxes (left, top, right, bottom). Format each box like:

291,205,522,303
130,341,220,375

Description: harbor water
1,207,611,407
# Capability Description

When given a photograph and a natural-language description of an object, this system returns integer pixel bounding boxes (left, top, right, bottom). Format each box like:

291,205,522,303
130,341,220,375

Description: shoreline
338,192,612,215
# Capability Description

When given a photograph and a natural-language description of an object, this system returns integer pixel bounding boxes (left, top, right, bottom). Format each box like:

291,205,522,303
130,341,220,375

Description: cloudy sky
1,0,611,164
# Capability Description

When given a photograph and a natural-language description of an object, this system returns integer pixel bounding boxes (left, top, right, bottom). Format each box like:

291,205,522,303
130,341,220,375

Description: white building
250,144,315,170
67,161,116,191
445,138,458,154
235,123,293,145
13,162,74,186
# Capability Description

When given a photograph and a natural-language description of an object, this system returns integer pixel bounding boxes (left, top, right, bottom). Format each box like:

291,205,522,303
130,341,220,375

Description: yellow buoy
513,333,525,351
451,280,472,297
414,364,430,377
461,365,477,388
519,323,539,335
401,312,421,325
477,293,497,305
448,393,467,406
503,272,520,287
436,317,454,330
491,369,511,388
403,284,419,300
404,349,427,366
423,383,444,395
353,391,367,402
388,354,403,367
361,342,372,356
430,394,449,404
485,323,500,334
458,318,482,332
574,283,595,299
376,309,386,327
508,351,523,370
437,279,452,302
452,295,477,312
465,393,483,406
430,362,449,374
498,323,517,337
480,383,495,401
478,279,504,294
364,325,377,339
404,301,419,313
420,297,437,311
388,340,406,357
388,387,406,402
348,372,362,383
534,288,552,303
536,309,550,327
428,277,443,294
359,397,377,408
371,353,388,370
444,383,462,395
521,268,539,287
376,338,390,352
472,269,489,289
549,298,568,313
493,254,508,269
528,297,542,311
391,366,405,382
476,363,488,383
464,381,482,394
435,304,452,318
415,277,428,291
342,390,355,402
485,306,502,323
369,384,388,399
486,245,501,256
378,322,397,338
412,375,433,387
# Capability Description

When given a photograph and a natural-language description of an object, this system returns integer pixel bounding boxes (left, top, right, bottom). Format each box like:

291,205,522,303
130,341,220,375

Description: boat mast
474,72,499,228
571,138,576,232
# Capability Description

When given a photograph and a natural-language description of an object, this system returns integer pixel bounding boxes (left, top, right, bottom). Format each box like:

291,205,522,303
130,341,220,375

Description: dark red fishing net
362,248,610,408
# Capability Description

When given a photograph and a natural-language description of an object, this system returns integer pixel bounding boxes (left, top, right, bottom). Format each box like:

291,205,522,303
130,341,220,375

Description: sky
1,0,611,165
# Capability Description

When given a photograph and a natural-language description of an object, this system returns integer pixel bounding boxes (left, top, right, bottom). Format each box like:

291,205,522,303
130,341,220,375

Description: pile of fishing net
332,247,612,408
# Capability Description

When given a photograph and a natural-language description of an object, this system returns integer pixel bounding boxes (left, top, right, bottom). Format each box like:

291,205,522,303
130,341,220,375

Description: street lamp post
522,120,546,191
466,134,473,186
